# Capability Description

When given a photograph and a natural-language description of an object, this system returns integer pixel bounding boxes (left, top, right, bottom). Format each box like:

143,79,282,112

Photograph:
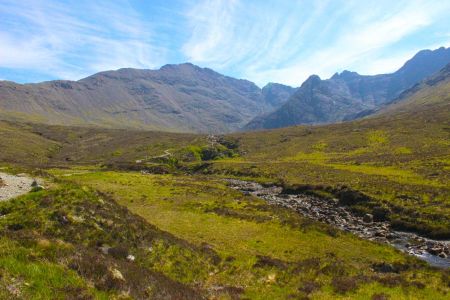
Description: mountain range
0,47,449,133
244,46,450,130
0,63,295,133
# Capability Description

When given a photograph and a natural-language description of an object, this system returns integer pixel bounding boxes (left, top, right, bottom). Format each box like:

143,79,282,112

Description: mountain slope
214,63,450,238
378,62,450,115
245,47,450,130
345,62,450,119
261,82,297,109
0,63,291,133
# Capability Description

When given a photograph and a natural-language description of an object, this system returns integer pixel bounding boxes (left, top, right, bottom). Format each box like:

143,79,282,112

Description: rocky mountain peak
331,70,360,80
302,74,321,87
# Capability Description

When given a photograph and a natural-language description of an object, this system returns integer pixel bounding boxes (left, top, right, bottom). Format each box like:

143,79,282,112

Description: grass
0,181,209,299
1,105,448,237
0,238,110,299
44,168,450,299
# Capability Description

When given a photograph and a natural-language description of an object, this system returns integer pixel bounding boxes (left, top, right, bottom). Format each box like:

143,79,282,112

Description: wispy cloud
182,0,450,86
182,0,239,66
1,0,449,85
0,0,166,80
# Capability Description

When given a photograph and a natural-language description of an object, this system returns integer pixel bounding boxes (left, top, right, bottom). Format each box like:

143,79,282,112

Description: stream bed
225,179,450,268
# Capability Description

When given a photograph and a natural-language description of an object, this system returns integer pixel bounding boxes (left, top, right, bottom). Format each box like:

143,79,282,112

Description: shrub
372,293,390,300
299,280,321,295
108,245,129,259
331,276,358,294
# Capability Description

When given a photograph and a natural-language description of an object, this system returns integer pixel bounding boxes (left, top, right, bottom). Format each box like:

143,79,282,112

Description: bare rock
110,268,125,281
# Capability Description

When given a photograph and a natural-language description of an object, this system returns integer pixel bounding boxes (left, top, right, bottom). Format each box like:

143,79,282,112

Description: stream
225,179,450,268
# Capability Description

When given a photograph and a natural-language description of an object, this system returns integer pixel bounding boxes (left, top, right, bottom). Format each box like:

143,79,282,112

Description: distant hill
0,63,293,133
245,47,450,130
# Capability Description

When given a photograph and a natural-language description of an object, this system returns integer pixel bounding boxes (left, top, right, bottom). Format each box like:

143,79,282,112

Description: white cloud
0,0,165,80
182,0,450,86
181,0,240,67
1,0,449,85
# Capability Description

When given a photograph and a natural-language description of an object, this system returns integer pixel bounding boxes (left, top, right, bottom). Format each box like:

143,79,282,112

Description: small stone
127,254,135,262
110,268,125,281
428,247,442,255
363,214,373,223
373,263,396,273
375,230,386,237
266,273,276,283
438,252,447,258
386,233,396,240
99,245,110,255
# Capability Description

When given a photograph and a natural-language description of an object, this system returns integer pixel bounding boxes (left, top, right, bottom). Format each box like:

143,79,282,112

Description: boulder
375,230,387,237
126,254,135,262
363,214,373,223
110,268,125,281
428,247,442,255
372,262,397,273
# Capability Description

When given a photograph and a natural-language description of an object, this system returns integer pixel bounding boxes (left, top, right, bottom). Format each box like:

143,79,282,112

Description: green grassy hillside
0,120,203,167
0,169,448,299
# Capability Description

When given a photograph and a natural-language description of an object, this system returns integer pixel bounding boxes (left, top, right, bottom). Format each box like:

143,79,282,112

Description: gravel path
0,172,34,201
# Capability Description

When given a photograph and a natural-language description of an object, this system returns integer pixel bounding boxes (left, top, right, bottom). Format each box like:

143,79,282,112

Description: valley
0,51,449,299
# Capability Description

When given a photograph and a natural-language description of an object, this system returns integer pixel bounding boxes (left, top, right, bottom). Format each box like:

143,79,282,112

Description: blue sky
1,0,449,87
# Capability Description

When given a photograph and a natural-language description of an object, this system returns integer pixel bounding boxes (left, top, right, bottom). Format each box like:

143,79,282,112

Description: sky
1,0,450,87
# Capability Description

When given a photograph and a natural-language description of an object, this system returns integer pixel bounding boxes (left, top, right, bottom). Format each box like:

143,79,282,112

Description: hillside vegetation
0,168,448,299
0,58,449,299
0,68,449,240
213,66,450,238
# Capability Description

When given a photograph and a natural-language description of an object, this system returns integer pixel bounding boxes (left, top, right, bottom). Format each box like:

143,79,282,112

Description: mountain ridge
244,46,450,130
1,47,449,133
0,63,293,133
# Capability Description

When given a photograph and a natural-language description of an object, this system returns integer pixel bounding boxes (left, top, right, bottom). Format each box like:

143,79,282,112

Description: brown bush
372,292,390,300
331,276,358,294
253,255,287,269
299,280,322,295
108,245,129,259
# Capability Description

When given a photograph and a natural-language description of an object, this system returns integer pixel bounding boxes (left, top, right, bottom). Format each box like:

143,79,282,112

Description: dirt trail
136,149,172,164
0,172,34,201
